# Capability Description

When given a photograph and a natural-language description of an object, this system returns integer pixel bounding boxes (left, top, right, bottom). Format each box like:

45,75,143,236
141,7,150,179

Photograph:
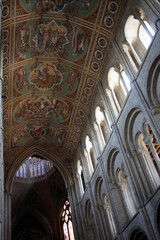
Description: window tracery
62,200,75,240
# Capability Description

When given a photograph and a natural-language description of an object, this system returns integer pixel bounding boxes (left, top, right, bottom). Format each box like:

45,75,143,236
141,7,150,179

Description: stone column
97,81,115,124
87,115,101,157
111,38,137,78
99,104,111,136
114,61,129,95
88,182,106,240
133,8,153,38
4,191,11,240
67,183,85,240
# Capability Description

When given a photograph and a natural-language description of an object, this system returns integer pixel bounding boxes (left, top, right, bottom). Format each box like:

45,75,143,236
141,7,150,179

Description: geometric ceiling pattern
2,0,125,172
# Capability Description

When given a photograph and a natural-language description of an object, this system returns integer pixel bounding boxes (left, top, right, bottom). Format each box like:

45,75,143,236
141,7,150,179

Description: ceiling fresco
2,0,125,173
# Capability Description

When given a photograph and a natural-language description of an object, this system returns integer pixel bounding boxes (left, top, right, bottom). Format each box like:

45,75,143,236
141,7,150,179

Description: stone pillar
67,183,85,240
0,2,4,240
114,61,129,95
98,157,118,229
97,81,115,124
87,115,101,157
87,183,106,240
111,38,137,78
133,8,153,38
4,191,11,240
99,104,111,136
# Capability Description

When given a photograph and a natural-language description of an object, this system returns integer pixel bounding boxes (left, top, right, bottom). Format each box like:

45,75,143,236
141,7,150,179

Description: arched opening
95,106,108,147
124,12,155,70
85,200,98,239
11,154,70,240
129,229,148,240
108,67,126,110
85,135,96,174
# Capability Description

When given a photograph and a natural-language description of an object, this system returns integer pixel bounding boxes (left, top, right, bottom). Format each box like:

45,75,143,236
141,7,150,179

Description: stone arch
106,147,120,183
5,145,73,194
94,176,104,206
85,200,93,225
147,54,160,107
129,228,148,240
124,8,155,67
106,148,131,226
124,107,143,151
124,107,160,199
94,177,117,239
84,199,98,240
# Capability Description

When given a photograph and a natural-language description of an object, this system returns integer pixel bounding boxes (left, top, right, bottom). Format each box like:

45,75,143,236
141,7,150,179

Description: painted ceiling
2,0,125,174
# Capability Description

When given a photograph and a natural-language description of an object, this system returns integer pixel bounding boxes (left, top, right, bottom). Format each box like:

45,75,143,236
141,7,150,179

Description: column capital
113,60,121,73
143,133,153,144
133,6,141,20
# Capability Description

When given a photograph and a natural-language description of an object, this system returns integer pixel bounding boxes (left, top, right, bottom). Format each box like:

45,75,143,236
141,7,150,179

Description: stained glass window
68,220,75,240
63,222,69,240
62,200,75,240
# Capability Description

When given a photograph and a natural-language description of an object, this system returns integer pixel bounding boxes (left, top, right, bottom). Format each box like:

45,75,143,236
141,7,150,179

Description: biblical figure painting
29,63,62,90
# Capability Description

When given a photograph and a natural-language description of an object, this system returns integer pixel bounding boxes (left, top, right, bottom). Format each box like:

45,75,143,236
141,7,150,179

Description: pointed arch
5,145,73,194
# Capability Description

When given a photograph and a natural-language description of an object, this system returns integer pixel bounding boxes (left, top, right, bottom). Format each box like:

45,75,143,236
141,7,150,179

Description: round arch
129,228,148,240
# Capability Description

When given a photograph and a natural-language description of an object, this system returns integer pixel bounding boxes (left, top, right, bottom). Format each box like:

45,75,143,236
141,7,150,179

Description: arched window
62,200,75,240
106,88,119,118
103,195,116,237
124,10,155,70
77,160,85,196
95,106,108,148
108,67,127,110
85,136,96,174
117,169,136,218
139,21,155,49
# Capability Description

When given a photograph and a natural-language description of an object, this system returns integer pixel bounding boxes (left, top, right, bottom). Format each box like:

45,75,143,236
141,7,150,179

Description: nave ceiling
2,0,125,178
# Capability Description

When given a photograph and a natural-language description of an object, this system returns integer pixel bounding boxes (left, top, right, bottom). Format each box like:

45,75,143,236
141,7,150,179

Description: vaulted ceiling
2,0,125,177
